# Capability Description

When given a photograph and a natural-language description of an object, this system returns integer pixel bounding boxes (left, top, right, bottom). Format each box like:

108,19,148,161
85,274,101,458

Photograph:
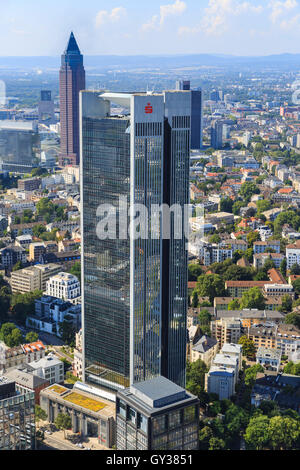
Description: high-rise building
176,80,191,91
211,120,224,149
59,32,85,166
38,90,55,124
175,81,202,150
81,90,191,393
0,121,40,173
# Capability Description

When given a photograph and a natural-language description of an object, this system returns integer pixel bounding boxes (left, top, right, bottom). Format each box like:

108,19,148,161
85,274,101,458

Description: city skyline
1,0,300,57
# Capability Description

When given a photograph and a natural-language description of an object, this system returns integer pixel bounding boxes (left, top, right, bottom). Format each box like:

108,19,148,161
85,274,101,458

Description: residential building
0,245,27,270
253,240,281,255
116,376,199,450
26,296,81,336
225,280,272,297
263,284,294,298
15,234,33,250
286,240,300,270
256,347,282,372
190,335,218,367
205,366,235,400
59,32,86,166
17,178,41,192
211,318,242,347
251,373,300,413
0,377,35,450
26,355,64,385
28,242,46,262
81,90,191,391
45,272,81,304
213,352,239,385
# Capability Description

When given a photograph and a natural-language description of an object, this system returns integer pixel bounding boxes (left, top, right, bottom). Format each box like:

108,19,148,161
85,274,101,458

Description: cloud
95,7,126,28
141,0,187,32
268,0,298,24
178,0,264,36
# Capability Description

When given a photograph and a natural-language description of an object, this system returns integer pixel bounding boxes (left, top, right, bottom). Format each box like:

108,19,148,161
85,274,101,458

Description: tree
209,234,221,244
239,182,260,202
209,437,226,450
12,261,23,272
256,200,271,215
285,313,300,329
290,264,300,276
54,413,72,439
59,321,76,347
0,323,23,347
292,278,300,295
192,291,199,308
199,426,213,450
244,363,264,385
198,309,212,327
223,265,253,282
186,360,208,399
238,336,256,360
69,261,81,282
220,197,233,213
247,231,260,247
228,298,241,311
268,416,300,450
280,258,287,278
240,287,266,310
11,290,43,325
284,361,300,376
232,200,245,216
25,331,39,343
188,264,203,282
279,294,293,314
196,274,226,304
244,415,270,450
35,405,47,429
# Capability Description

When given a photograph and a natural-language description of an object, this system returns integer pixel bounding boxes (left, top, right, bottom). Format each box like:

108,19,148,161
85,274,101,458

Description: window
168,410,181,430
127,407,137,425
183,406,196,424
152,415,167,435
117,400,126,419
137,413,148,434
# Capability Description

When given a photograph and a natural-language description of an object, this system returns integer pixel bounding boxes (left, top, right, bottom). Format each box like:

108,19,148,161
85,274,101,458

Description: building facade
81,90,191,392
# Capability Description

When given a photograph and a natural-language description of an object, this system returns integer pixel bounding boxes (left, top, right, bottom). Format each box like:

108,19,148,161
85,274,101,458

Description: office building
0,377,35,450
59,32,86,166
116,376,199,450
81,90,191,392
10,264,61,294
40,382,115,447
38,90,55,124
211,120,224,149
175,80,202,149
0,121,40,173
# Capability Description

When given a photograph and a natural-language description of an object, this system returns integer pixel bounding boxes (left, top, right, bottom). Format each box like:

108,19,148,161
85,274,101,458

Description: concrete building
263,284,294,298
10,264,61,294
0,245,27,270
253,253,285,270
45,272,81,304
116,376,199,450
253,240,281,255
40,382,115,448
4,368,49,405
286,240,300,270
15,234,33,250
73,329,83,379
211,318,242,348
26,296,81,337
205,366,235,400
17,178,41,192
26,355,64,385
256,347,282,372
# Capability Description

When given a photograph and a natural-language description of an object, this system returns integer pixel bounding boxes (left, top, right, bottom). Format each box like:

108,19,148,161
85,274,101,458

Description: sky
1,0,300,56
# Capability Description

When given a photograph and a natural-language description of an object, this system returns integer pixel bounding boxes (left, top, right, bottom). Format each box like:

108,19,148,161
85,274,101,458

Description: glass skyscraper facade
0,378,35,450
81,90,191,392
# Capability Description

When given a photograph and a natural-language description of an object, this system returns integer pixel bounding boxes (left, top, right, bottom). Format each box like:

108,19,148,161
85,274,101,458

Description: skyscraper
80,90,191,393
59,32,85,166
175,81,202,149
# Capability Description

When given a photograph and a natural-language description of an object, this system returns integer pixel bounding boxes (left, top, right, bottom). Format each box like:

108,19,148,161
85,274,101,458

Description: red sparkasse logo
145,102,153,114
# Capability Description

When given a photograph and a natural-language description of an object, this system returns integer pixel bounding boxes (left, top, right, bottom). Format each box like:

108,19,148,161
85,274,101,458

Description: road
42,435,83,451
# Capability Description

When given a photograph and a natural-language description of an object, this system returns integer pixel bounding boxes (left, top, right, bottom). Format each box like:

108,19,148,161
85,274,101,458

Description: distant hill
0,53,299,70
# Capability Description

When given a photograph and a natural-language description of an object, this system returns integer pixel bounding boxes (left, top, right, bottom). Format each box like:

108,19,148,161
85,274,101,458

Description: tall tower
80,90,191,393
59,32,85,166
